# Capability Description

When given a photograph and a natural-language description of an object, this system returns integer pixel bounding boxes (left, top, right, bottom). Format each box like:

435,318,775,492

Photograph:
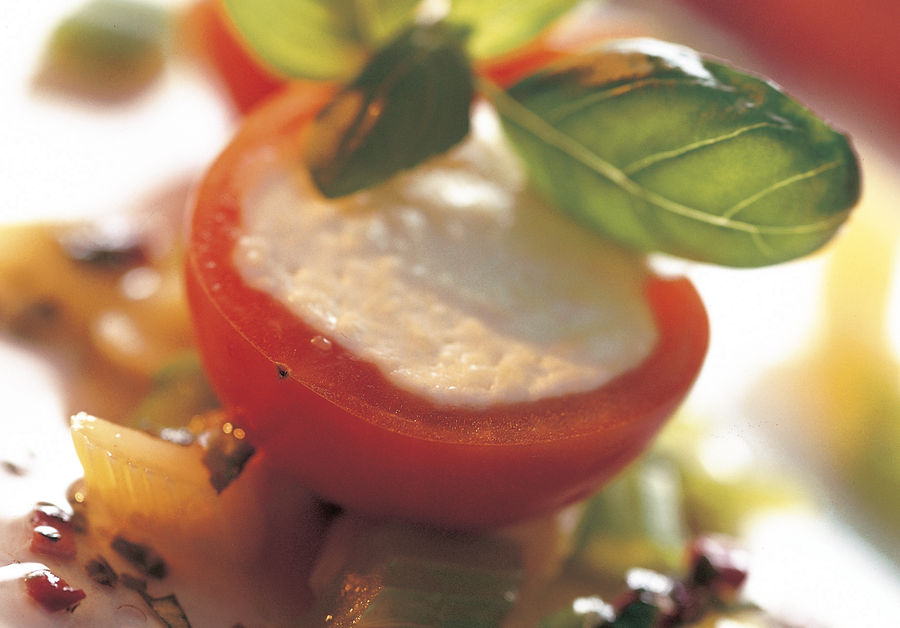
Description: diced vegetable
567,454,688,580
653,417,812,536
70,412,263,561
305,517,523,626
67,410,328,622
0,219,193,419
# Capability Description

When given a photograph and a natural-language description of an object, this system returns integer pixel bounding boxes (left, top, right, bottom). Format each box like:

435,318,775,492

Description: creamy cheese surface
234,105,657,408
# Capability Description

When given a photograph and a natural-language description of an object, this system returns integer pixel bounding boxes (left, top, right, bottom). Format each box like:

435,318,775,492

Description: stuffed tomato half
185,82,709,529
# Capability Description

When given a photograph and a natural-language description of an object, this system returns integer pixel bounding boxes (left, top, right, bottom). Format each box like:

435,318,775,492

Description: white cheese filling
234,105,657,408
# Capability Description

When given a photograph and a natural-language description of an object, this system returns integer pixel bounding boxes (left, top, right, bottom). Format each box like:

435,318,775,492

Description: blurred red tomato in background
678,0,900,145
180,0,286,113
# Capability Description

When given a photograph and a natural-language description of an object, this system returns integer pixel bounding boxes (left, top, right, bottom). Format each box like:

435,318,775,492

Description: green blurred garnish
304,518,523,627
38,0,170,100
126,351,254,493
127,351,220,442
222,0,578,81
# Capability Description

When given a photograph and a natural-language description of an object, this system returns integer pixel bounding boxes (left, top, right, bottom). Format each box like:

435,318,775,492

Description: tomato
185,81,708,529
678,0,900,138
179,0,286,113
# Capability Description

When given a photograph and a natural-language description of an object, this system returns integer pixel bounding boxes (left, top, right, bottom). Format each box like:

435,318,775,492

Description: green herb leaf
85,556,119,587
303,521,522,626
487,38,860,267
121,574,192,628
222,0,420,81
447,0,580,59
111,536,168,579
202,427,256,494
306,22,474,198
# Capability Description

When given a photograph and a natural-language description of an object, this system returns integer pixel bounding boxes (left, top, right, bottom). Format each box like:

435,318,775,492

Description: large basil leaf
306,23,474,197
488,38,861,267
223,0,420,80
447,0,581,59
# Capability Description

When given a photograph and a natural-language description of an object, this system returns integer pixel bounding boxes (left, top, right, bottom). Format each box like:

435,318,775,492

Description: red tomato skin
678,0,900,138
186,82,709,529
180,0,286,113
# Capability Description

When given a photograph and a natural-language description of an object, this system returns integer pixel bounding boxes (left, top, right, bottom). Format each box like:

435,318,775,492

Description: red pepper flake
24,568,86,612
30,503,77,560
687,534,750,600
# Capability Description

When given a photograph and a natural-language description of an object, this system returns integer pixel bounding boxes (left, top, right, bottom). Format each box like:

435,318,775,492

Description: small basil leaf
488,38,861,267
446,0,580,59
306,22,474,198
222,0,420,81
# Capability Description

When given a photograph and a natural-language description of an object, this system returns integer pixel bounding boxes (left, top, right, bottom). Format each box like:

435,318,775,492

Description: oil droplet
311,335,333,351
33,525,62,541
120,266,161,300
0,562,47,583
